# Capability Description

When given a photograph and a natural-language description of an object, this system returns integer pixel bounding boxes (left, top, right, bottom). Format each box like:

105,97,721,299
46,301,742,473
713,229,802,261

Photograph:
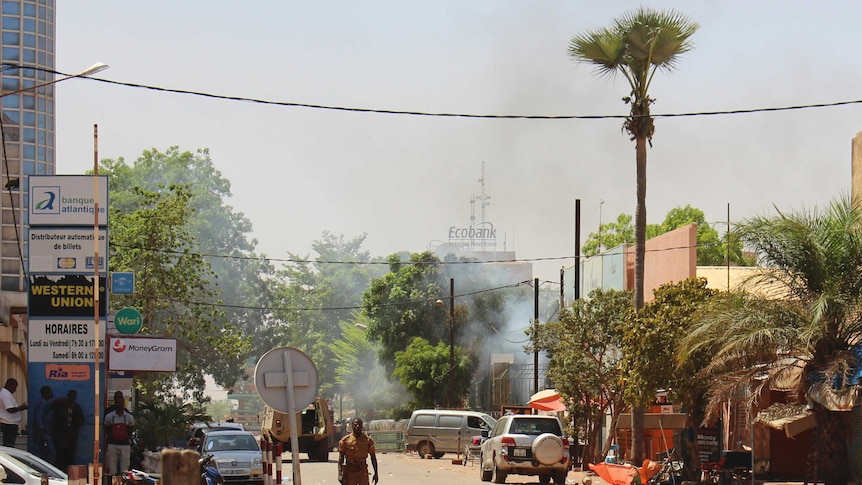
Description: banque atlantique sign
447,221,497,250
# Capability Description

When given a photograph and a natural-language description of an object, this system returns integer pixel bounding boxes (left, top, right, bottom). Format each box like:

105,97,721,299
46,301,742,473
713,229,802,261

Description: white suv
479,414,570,484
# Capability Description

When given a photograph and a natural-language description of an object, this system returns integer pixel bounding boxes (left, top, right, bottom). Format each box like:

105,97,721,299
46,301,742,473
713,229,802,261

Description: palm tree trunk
631,135,648,466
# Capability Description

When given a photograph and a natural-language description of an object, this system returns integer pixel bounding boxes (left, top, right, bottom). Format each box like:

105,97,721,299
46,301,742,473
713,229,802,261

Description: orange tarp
588,460,659,485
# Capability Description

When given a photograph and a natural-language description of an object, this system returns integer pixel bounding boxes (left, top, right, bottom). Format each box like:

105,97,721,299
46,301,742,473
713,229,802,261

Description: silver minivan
406,409,496,458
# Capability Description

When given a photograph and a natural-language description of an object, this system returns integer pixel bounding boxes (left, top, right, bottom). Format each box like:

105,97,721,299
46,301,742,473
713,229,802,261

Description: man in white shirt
0,378,27,447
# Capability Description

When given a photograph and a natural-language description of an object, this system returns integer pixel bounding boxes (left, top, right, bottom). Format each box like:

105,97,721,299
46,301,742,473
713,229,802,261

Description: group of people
0,379,135,477
1,378,85,471
31,382,86,471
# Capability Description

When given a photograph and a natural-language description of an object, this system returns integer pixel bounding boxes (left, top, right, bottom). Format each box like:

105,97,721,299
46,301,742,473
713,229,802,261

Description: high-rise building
0,0,55,292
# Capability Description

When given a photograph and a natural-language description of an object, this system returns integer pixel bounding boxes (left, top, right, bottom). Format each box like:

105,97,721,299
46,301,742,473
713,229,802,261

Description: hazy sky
55,1,856,283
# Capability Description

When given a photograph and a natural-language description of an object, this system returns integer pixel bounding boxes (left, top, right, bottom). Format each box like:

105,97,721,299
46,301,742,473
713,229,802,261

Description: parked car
405,409,496,458
187,421,246,448
480,414,570,484
195,430,263,484
0,446,68,485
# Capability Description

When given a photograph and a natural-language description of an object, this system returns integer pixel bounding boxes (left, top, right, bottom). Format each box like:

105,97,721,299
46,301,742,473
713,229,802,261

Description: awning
753,402,816,438
528,389,566,412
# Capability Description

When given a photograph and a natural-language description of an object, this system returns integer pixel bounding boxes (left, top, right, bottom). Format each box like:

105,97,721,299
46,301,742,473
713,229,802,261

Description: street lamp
435,277,455,408
0,62,109,98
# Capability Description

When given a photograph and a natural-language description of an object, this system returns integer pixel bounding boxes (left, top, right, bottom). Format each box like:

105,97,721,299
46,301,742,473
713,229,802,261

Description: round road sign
254,347,319,413
115,307,143,335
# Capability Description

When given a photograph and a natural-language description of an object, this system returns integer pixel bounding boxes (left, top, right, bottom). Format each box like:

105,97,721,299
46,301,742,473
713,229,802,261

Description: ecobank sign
29,175,108,226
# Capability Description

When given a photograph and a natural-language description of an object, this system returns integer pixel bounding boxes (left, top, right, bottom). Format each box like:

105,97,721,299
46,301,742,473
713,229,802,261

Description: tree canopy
102,147,264,396
534,288,632,465
583,205,751,266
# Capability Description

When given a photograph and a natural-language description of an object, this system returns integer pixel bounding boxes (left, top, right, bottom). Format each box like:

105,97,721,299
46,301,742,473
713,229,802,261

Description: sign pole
92,124,102,485
282,351,302,485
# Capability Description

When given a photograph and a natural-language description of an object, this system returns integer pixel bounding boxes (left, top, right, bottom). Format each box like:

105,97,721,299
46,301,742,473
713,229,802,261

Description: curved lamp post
0,62,109,98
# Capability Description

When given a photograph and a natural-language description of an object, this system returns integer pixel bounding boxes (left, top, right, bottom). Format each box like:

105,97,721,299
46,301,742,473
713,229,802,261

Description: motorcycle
200,454,225,485
121,453,224,485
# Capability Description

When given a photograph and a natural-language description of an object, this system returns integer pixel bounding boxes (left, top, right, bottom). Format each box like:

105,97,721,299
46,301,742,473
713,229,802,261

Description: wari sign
28,228,107,274
28,274,106,317
114,307,143,335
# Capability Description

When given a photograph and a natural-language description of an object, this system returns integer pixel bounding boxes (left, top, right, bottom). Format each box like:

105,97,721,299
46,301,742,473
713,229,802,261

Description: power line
112,239,731,266
154,279,532,313
15,64,861,120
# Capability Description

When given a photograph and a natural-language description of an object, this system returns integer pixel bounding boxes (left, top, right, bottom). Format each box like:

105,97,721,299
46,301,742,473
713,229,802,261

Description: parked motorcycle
200,454,224,485
121,453,224,485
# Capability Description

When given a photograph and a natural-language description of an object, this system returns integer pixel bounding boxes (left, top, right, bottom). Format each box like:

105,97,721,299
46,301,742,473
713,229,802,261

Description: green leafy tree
135,395,210,451
362,252,449,374
392,337,476,409
102,147,270,389
583,205,751,266
109,185,249,401
569,7,699,464
681,196,862,485
362,250,527,409
265,232,386,398
620,278,717,479
533,288,632,465
582,214,636,257
332,316,409,419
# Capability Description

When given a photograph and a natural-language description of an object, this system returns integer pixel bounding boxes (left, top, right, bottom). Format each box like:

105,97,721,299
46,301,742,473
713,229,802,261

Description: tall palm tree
682,195,862,485
568,7,698,465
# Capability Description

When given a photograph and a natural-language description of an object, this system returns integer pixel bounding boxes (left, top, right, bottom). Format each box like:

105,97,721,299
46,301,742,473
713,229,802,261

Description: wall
643,224,697,302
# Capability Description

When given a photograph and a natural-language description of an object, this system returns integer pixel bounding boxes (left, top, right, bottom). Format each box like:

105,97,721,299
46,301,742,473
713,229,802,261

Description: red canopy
528,389,566,412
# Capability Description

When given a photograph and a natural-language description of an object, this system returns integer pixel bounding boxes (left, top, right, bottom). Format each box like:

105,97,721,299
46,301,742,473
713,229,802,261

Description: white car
197,430,263,484
479,414,570,484
0,446,69,485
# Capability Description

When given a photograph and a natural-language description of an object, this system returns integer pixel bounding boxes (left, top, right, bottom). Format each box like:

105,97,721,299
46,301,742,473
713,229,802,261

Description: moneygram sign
29,175,108,226
108,337,177,372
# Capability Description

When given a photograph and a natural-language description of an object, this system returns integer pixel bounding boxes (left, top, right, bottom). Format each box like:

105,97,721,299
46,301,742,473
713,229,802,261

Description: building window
2,16,18,29
2,32,19,45
2,2,20,15
2,46,18,61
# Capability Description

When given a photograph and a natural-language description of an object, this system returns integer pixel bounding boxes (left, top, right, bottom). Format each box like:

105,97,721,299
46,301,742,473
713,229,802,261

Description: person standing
51,389,84,472
0,378,27,447
32,385,55,462
337,418,379,485
104,394,135,478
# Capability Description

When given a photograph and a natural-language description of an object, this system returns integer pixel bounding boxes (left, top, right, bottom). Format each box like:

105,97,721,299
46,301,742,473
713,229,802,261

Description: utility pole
448,278,455,408
534,278,539,395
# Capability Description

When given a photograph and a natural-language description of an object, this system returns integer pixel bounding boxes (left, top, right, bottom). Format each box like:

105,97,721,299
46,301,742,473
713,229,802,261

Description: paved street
278,451,587,484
